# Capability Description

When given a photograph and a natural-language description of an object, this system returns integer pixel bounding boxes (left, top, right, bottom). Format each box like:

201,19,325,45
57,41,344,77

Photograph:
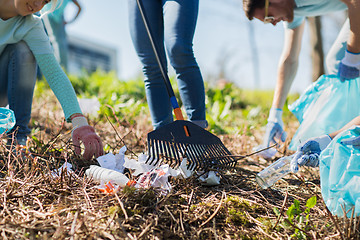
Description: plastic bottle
256,154,294,189
85,165,129,187
0,107,16,134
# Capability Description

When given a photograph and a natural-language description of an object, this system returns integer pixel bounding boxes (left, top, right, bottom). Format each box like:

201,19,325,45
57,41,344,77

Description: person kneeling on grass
291,116,360,217
0,0,103,160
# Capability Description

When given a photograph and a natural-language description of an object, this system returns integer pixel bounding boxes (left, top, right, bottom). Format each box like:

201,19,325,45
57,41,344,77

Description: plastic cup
256,154,294,189
0,108,16,135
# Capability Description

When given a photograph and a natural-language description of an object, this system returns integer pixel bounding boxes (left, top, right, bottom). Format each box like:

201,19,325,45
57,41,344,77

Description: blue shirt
285,0,347,29
0,15,52,55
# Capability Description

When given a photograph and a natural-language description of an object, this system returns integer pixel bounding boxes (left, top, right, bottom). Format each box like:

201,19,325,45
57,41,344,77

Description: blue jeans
0,41,37,144
128,0,207,129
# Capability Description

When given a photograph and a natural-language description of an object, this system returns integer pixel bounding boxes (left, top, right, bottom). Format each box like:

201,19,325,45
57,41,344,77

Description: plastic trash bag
0,107,16,134
319,125,360,217
288,75,360,150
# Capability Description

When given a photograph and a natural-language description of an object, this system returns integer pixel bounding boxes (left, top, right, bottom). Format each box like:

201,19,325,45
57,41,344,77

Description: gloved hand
71,114,104,160
263,108,287,146
254,108,287,159
290,135,332,173
341,135,360,149
338,49,360,81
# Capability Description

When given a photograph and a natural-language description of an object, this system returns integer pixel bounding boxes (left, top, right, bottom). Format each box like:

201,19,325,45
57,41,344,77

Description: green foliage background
35,70,299,134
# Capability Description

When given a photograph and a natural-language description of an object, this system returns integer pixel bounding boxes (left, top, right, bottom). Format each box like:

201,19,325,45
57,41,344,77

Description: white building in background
67,34,118,75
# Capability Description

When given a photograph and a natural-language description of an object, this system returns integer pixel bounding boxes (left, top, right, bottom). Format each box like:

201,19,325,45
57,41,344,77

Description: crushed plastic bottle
85,165,129,187
256,154,294,189
0,107,16,134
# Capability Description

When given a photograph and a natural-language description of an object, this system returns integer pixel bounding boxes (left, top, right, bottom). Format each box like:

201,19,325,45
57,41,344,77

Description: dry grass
0,95,359,240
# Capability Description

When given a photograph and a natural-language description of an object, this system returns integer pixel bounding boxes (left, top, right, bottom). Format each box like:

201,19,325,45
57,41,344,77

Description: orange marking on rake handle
174,108,190,137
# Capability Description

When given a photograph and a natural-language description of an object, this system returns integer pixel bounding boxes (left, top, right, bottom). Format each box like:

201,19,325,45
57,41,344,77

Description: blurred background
63,0,346,94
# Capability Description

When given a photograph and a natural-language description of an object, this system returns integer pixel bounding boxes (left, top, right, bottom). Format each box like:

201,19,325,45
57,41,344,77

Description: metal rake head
146,120,236,171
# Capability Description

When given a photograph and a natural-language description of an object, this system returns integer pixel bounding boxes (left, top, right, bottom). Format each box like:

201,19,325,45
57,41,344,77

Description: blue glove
263,108,287,146
338,49,360,81
263,121,287,147
341,136,360,149
254,108,286,159
290,135,332,173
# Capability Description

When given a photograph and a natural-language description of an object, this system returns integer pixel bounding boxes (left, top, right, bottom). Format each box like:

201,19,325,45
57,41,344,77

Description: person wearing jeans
0,42,37,145
0,0,103,160
128,0,207,130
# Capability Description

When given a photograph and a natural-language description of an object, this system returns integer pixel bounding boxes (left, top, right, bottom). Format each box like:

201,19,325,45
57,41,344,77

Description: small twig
165,205,178,224
200,192,225,227
187,189,194,212
114,192,128,220
273,190,288,229
69,210,78,238
137,222,152,239
179,210,185,233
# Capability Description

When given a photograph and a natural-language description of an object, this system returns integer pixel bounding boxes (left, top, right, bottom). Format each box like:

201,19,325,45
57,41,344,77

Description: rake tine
177,142,187,159
146,139,155,165
164,141,175,167
192,144,204,171
196,144,208,170
192,144,204,170
171,142,181,167
186,144,198,171
181,143,194,170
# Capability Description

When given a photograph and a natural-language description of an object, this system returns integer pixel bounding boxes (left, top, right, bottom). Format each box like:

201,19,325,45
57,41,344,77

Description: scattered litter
86,146,224,194
96,146,126,173
135,165,176,194
198,171,221,186
123,153,155,176
96,181,120,194
179,158,194,178
85,165,130,187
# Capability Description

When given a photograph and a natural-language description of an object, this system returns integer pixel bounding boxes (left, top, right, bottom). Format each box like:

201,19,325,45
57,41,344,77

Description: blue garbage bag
320,126,360,217
288,75,360,150
0,107,16,134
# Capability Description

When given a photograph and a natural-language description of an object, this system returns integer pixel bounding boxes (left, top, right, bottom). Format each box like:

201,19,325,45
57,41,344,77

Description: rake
136,0,236,171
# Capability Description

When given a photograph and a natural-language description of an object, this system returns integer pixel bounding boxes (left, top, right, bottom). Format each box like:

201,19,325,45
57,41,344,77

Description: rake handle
136,0,185,120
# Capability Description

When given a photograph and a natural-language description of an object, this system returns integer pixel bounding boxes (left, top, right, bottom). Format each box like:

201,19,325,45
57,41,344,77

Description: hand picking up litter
290,135,332,173
71,114,103,160
254,108,286,159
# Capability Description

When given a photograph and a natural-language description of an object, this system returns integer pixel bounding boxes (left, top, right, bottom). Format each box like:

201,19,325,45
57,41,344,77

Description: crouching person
0,0,103,160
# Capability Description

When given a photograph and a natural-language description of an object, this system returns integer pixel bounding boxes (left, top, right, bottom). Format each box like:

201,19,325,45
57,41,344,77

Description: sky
65,0,347,94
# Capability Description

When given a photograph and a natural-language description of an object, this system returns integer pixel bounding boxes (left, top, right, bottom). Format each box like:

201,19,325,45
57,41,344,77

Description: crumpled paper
199,171,221,186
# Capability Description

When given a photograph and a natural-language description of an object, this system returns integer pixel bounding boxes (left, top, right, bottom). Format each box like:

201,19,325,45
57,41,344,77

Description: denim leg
326,18,349,75
0,41,37,144
128,0,173,129
163,0,207,128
